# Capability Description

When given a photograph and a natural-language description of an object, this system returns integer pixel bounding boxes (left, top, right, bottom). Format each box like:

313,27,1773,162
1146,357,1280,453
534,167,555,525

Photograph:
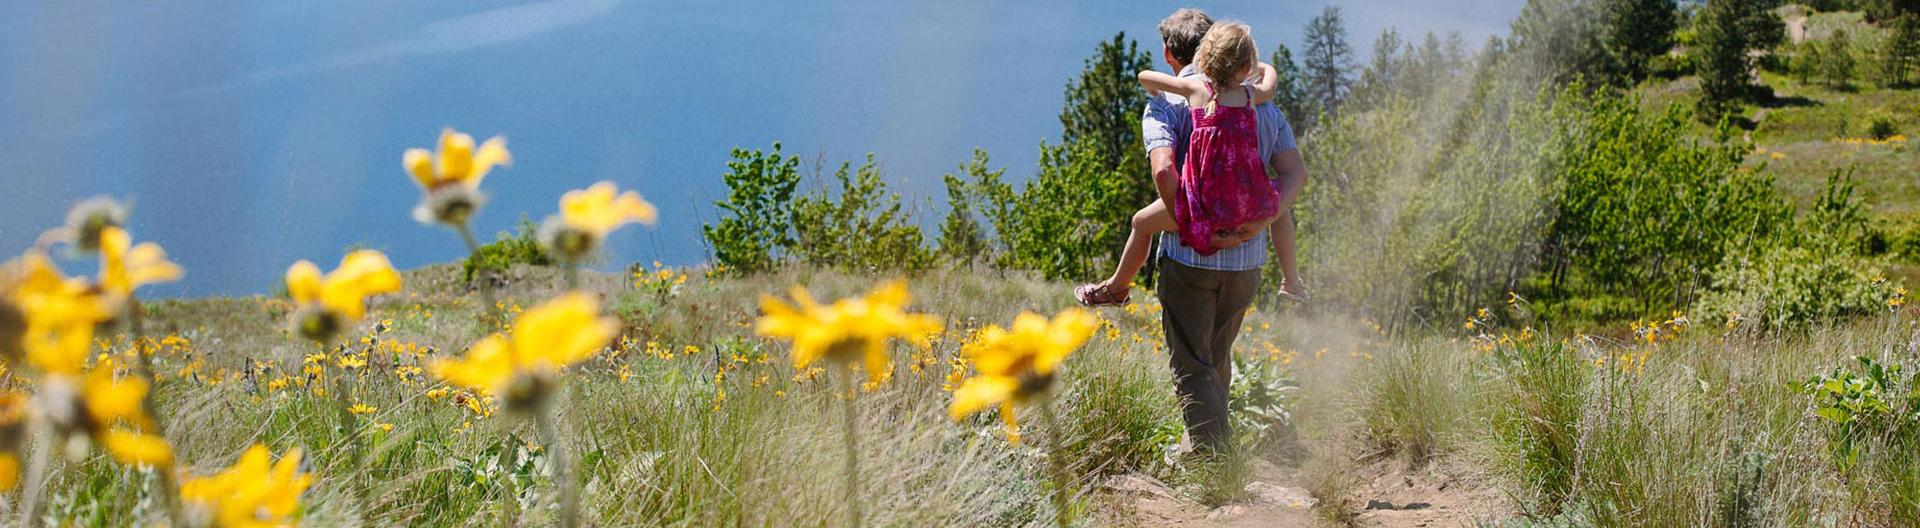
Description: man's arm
1142,96,1183,211
1150,147,1180,208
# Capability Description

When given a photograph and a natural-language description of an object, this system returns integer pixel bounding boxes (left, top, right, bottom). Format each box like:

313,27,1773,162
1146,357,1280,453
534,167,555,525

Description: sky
0,0,1528,297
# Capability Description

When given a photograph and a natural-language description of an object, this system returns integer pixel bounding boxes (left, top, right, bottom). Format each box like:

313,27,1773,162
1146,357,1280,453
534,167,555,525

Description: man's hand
1207,223,1261,250
1209,213,1282,250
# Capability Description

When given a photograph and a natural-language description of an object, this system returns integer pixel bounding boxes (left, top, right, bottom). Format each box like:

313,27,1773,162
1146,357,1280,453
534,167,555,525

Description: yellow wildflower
756,281,941,381
541,181,658,261
432,293,617,411
348,403,376,415
285,250,403,341
100,428,173,468
405,128,511,225
947,309,1097,443
96,226,183,306
8,252,111,374
0,391,25,491
180,444,312,528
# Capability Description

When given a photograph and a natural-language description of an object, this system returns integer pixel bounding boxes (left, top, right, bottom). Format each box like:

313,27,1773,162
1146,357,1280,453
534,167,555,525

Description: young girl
1076,21,1286,307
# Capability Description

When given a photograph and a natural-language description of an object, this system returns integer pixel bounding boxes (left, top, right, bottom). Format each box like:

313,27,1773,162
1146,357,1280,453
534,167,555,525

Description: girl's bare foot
1074,281,1131,307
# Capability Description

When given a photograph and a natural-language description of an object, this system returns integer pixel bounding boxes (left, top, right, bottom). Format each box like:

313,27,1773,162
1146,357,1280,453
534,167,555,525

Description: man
1144,8,1309,451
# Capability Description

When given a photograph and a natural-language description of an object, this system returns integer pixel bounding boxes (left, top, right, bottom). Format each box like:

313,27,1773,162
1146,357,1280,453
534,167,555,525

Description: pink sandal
1075,283,1131,307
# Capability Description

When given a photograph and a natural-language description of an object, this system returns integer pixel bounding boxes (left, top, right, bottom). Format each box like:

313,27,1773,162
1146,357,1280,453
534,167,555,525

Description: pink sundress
1171,82,1281,256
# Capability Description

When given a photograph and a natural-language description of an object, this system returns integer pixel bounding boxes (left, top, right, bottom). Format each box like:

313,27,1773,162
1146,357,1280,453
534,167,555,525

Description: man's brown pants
1156,256,1262,450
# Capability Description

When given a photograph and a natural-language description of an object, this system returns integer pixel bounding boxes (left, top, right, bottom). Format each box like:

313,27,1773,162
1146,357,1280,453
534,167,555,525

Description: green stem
15,422,51,527
837,371,864,528
127,301,185,528
535,401,579,528
455,222,500,329
565,264,580,292
1038,395,1073,528
327,343,372,514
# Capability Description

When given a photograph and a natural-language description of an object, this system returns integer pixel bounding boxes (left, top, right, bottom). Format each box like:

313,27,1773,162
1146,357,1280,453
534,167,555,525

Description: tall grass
31,266,1204,526
1330,313,1920,527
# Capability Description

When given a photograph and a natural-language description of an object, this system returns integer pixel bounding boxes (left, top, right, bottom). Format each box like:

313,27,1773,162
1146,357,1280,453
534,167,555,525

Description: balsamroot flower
0,391,25,492
539,181,658,262
405,128,511,225
948,309,1097,443
432,293,617,412
180,444,312,528
756,281,941,381
38,196,128,253
8,252,110,374
38,364,172,467
97,226,183,309
285,251,403,342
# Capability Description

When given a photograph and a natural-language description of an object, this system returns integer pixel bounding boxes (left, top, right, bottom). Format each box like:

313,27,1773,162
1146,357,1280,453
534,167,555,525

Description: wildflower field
8,2,1920,525
3,136,1917,526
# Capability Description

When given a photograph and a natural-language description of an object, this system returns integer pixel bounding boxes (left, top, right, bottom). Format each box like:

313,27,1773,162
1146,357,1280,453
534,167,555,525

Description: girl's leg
1103,199,1176,292
1272,209,1306,296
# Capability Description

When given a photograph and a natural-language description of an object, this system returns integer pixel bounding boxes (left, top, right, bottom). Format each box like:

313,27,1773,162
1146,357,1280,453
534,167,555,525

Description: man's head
1158,8,1213,71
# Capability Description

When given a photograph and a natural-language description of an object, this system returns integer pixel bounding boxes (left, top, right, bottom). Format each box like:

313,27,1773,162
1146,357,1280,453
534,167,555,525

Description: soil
1103,456,1511,528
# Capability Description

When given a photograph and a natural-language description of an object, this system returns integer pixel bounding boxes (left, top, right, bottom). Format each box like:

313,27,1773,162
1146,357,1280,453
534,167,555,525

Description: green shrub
1694,172,1898,329
703,143,803,275
462,217,550,283
1487,341,1587,513
790,154,932,272
1868,114,1900,141
1228,355,1300,457
1800,355,1920,524
1694,246,1891,329
1545,96,1791,317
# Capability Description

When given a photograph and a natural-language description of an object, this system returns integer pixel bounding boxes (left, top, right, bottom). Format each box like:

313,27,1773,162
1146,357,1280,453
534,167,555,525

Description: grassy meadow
6,256,1916,526
8,3,1920,527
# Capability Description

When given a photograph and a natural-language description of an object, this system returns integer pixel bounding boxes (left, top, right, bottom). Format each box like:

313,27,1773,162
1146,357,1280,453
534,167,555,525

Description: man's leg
1209,268,1263,401
1158,257,1233,451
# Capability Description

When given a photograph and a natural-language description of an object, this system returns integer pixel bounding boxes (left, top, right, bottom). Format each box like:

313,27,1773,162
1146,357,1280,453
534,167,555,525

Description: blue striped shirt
1142,66,1299,272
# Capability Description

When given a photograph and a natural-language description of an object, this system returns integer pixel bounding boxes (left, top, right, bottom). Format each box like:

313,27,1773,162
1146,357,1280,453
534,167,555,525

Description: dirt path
1102,457,1510,527
1099,468,1329,528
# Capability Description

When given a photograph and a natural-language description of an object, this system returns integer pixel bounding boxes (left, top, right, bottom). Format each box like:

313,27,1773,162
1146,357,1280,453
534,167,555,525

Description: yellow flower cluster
1835,134,1910,147
3,207,181,475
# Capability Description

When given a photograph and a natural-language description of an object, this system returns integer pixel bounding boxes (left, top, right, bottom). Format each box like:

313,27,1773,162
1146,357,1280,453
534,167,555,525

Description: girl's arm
1249,62,1280,105
1139,70,1207,100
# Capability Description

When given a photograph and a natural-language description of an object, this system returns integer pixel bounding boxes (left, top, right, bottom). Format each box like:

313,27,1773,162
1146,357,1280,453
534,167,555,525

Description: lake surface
0,0,1524,297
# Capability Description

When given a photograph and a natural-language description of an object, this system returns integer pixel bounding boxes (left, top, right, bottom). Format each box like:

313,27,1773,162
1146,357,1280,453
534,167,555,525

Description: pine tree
1302,7,1356,120
1695,0,1784,121
1268,43,1313,131
1356,28,1407,103
1508,0,1607,86
1058,33,1153,174
1602,0,1679,83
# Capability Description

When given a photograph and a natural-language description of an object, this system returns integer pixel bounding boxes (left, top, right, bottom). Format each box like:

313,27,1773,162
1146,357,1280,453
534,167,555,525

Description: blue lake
0,0,1524,297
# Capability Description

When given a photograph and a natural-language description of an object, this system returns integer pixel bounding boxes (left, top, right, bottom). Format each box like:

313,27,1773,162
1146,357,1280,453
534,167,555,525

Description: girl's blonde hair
1193,21,1257,112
